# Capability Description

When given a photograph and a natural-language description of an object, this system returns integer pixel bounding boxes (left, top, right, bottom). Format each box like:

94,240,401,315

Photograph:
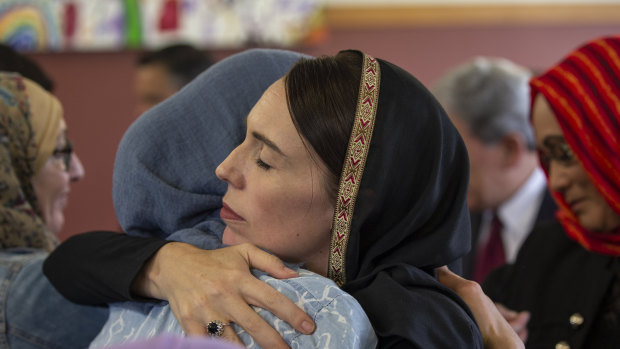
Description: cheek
576,172,618,231
248,180,332,250
32,164,69,214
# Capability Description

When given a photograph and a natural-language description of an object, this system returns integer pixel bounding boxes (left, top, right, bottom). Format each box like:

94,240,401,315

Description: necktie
473,212,505,283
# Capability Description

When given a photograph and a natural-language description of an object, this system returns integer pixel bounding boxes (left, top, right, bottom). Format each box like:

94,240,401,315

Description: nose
215,146,244,189
69,153,85,182
547,161,570,193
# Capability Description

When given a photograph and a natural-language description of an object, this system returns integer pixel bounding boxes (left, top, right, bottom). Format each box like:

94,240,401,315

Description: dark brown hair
284,51,362,198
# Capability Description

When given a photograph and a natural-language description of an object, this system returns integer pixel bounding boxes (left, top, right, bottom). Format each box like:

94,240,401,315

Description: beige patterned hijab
0,72,60,251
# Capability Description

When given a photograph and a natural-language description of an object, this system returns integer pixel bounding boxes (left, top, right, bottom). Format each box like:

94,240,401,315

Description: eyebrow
541,135,566,148
252,131,286,157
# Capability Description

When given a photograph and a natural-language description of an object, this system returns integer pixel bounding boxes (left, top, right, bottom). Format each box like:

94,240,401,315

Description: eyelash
256,158,271,170
539,149,576,168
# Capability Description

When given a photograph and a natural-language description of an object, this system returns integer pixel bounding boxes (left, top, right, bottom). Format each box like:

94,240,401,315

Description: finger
518,327,529,342
242,244,298,279
436,265,464,290
218,323,244,346
225,302,290,349
510,311,530,333
182,320,207,336
240,276,315,335
496,303,519,320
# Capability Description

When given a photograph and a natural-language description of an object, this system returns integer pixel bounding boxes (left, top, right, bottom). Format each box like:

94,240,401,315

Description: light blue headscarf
113,49,306,247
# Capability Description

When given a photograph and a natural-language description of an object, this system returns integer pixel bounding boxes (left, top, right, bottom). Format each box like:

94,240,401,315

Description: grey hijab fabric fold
113,49,305,247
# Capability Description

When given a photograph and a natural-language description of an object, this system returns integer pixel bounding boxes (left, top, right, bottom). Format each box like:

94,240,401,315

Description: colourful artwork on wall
0,0,62,51
0,0,326,52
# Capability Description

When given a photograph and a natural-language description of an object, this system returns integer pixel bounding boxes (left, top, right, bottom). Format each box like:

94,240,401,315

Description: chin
578,214,605,233
222,227,240,245
47,218,64,235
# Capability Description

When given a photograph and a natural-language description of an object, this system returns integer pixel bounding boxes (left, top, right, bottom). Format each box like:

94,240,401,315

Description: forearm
43,230,170,305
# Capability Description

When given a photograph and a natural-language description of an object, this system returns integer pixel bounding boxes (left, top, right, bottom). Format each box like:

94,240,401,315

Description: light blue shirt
91,269,377,349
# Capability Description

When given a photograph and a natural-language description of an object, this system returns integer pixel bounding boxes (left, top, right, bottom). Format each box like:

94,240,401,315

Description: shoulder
484,219,614,316
252,269,377,348
254,268,366,317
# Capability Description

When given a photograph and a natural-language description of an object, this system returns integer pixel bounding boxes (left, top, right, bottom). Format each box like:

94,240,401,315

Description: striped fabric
530,36,620,256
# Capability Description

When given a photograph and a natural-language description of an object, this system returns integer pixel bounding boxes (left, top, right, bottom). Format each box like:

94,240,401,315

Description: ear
499,132,527,168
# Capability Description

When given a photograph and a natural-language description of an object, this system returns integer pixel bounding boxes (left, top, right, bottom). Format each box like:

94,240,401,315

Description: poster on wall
0,0,326,52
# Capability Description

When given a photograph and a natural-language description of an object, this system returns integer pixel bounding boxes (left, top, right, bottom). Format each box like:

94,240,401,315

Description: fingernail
301,320,314,333
284,266,298,276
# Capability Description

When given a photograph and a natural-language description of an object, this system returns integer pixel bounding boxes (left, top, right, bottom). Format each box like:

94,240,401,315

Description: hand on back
133,242,316,348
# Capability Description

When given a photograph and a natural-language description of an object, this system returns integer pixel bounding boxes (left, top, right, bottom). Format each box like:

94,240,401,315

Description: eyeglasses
539,136,576,169
52,141,73,171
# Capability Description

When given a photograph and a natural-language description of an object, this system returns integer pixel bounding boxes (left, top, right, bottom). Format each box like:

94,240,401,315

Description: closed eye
256,158,271,170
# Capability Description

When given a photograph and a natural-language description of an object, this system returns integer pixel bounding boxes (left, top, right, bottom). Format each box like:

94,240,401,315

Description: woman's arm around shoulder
43,230,169,304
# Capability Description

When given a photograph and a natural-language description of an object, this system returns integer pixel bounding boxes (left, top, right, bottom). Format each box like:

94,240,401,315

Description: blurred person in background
0,43,55,93
134,43,213,115
0,72,106,348
433,58,556,284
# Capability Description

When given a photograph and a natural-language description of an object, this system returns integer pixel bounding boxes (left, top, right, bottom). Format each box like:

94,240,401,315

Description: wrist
131,242,179,300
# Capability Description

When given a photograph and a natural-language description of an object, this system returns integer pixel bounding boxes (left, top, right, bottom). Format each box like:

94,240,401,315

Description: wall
29,5,620,240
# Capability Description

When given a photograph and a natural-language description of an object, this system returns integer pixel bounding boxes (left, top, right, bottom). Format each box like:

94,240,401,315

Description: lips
220,202,244,221
567,197,586,212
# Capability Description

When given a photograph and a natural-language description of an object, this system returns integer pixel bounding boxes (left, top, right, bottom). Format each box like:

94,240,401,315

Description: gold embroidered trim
328,53,380,286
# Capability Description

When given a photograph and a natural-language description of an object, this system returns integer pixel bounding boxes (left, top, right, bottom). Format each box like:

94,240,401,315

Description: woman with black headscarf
47,49,520,347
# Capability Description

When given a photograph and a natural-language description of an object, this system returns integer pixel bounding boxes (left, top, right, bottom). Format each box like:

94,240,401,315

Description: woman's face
32,119,85,234
216,79,335,275
532,95,620,232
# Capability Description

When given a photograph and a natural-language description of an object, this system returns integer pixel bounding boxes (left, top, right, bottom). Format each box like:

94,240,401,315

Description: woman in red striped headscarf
484,36,620,349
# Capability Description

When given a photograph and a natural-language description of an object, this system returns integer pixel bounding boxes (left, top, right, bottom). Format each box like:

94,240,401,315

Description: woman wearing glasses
0,72,107,348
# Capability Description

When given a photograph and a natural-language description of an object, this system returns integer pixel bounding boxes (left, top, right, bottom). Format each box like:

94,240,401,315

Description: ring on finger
206,320,228,337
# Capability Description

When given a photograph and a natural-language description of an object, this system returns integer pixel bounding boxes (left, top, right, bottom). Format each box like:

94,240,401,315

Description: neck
302,252,329,277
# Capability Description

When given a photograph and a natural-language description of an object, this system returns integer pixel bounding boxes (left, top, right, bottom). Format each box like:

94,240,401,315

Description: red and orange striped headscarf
530,36,620,256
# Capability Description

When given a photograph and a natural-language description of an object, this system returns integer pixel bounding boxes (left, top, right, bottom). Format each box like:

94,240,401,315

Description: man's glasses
52,141,73,171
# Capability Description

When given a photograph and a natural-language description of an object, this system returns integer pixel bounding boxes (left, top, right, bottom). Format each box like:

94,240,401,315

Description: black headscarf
331,52,482,347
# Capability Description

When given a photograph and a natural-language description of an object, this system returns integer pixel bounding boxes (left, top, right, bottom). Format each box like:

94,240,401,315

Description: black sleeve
43,230,170,305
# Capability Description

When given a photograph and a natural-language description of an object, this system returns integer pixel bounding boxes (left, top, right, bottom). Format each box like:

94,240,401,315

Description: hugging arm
436,266,525,349
44,231,316,348
43,230,168,304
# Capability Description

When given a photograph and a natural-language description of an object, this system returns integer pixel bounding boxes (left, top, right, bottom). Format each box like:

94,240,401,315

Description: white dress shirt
477,167,548,263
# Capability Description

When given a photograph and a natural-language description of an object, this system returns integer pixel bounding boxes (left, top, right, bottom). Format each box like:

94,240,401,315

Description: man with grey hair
434,57,556,284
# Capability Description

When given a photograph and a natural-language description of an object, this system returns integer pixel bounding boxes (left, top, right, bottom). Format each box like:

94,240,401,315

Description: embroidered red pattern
328,53,380,286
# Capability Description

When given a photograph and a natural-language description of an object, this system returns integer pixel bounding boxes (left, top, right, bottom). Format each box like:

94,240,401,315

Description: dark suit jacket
461,190,556,280
483,221,620,348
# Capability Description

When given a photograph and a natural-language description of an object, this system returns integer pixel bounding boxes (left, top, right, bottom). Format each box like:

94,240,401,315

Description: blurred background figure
134,43,214,115
433,57,556,282
0,43,55,92
0,72,106,348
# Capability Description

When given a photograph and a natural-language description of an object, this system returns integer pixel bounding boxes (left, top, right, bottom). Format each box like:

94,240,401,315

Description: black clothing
335,53,481,348
484,221,620,348
462,191,557,279
43,231,169,304
46,49,484,348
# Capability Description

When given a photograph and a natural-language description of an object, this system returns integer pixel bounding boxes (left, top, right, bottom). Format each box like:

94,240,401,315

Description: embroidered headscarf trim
530,36,620,256
328,53,380,286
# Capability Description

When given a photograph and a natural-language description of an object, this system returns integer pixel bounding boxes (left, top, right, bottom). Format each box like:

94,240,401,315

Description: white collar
494,167,548,262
